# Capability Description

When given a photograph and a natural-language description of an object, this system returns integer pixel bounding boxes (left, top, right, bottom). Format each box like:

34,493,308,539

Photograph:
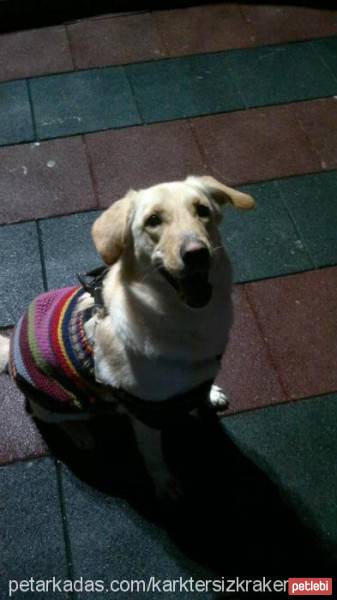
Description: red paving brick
0,137,96,224
154,4,254,56
240,4,337,46
0,372,48,465
85,121,207,207
245,267,337,400
216,286,286,414
191,104,322,186
0,26,73,83
294,97,337,170
67,13,166,69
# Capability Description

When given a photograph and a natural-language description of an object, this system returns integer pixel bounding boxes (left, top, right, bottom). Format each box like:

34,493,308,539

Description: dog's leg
131,417,182,503
209,384,229,412
0,334,10,373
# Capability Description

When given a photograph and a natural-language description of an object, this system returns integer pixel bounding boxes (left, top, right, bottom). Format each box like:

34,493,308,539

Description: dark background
1,0,336,34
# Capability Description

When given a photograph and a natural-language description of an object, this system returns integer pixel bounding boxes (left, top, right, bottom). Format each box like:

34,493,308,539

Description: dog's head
92,176,255,309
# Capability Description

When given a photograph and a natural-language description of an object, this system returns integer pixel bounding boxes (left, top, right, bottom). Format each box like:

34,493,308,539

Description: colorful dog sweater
9,285,214,421
9,286,99,413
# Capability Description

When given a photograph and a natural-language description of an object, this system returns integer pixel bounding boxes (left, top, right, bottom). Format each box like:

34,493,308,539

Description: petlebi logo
288,578,332,595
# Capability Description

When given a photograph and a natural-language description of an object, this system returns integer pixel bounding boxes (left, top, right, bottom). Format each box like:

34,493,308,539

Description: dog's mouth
159,267,212,309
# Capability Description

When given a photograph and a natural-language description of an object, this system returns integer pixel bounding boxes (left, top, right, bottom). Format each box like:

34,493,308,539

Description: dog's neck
90,258,232,400
100,256,232,360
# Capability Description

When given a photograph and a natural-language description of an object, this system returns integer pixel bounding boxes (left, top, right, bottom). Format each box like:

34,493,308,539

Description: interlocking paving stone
221,180,313,282
40,211,101,290
85,121,207,207
294,98,337,170
0,222,44,327
240,5,337,46
223,394,337,548
61,465,215,599
0,26,73,83
245,267,337,400
30,68,141,139
276,171,337,267
68,13,165,69
312,36,337,80
0,370,47,465
191,104,321,186
216,286,286,414
0,137,96,224
154,4,254,56
224,41,337,108
0,80,34,146
0,457,68,596
126,53,245,123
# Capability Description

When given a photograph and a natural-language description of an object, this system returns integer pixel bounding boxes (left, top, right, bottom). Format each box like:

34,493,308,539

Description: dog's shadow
35,407,335,577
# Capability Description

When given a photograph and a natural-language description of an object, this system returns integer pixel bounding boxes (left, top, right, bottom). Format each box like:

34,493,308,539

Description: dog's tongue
179,274,212,308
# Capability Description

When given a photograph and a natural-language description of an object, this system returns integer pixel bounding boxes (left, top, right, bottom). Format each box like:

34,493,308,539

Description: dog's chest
94,347,219,402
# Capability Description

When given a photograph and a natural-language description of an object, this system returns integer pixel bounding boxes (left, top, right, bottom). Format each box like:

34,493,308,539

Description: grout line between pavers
82,135,100,209
55,459,77,600
36,220,49,291
122,66,144,125
274,180,318,269
25,79,38,141
310,39,337,86
224,387,337,420
1,94,337,151
241,284,290,402
64,25,77,71
188,119,211,172
0,206,102,229
1,33,337,87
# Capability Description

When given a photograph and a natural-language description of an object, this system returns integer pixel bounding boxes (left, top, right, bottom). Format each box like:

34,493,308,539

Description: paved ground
1,3,337,598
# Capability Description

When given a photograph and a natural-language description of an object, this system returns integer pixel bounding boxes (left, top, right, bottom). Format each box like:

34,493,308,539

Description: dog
0,175,255,494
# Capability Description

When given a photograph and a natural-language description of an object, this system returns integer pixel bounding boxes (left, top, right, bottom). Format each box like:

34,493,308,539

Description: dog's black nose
180,240,210,272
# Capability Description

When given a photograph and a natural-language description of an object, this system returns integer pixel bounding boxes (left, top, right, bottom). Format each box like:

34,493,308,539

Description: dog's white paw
0,334,10,373
209,384,229,412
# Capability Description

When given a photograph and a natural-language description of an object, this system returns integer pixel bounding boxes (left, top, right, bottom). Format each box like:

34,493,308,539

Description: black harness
77,265,110,317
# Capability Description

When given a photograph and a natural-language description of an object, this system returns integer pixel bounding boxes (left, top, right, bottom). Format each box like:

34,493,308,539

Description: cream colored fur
89,175,255,402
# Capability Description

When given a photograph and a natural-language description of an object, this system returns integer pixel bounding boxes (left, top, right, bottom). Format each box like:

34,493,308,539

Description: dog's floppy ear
92,193,134,265
187,175,256,211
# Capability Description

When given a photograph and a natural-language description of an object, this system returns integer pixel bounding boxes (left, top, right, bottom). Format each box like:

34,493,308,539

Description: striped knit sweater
9,286,213,420
9,286,99,413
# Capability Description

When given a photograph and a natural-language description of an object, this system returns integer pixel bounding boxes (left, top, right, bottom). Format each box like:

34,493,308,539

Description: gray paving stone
0,80,34,146
126,53,244,123
30,68,141,139
223,394,337,549
39,211,101,290
221,180,314,282
0,458,68,599
0,222,44,327
61,465,215,599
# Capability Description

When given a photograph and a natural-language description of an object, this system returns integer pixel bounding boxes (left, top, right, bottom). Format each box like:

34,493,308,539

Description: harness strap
77,265,110,317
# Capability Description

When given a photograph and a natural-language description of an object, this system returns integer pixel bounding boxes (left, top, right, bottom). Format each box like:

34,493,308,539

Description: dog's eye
145,214,162,228
196,204,211,218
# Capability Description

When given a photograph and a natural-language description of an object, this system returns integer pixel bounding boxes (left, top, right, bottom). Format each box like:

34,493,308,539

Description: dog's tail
0,334,10,373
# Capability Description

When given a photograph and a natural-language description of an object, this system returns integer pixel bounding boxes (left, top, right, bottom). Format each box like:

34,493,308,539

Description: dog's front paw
209,384,229,413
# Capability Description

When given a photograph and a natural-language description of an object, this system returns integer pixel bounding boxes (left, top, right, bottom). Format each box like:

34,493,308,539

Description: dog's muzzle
158,240,213,309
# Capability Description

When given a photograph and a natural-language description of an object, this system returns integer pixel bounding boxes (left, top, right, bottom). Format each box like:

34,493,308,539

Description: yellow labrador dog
90,175,254,407
0,176,255,477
